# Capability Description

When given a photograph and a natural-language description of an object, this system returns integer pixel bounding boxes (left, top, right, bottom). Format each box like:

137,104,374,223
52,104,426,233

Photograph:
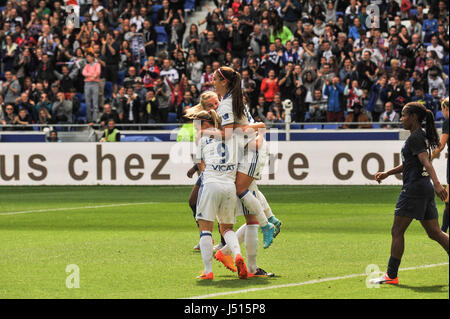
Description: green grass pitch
0,185,448,299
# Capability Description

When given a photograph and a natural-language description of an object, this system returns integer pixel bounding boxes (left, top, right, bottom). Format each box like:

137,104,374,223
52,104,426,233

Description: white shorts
196,182,237,225
237,141,268,180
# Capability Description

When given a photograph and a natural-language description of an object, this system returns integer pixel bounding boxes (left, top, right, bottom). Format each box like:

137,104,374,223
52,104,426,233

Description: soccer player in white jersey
212,66,280,251
187,67,282,277
193,109,248,280
185,91,279,277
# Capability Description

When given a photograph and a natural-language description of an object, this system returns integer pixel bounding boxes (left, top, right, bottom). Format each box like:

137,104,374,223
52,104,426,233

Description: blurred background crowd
0,0,448,131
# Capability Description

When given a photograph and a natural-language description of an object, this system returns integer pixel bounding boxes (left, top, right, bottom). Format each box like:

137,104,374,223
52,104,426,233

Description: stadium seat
410,9,418,16
336,11,344,17
443,65,449,76
184,0,195,13
323,124,338,129
167,112,178,123
371,123,381,129
79,102,87,117
104,81,113,100
76,93,85,103
155,26,168,46
118,70,125,85
290,124,302,129
151,5,163,25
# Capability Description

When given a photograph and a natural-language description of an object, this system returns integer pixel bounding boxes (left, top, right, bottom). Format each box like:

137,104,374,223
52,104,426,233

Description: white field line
186,262,449,299
0,202,156,216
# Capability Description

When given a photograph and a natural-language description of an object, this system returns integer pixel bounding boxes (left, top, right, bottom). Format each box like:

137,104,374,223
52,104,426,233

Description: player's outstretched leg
221,226,248,279
253,185,282,238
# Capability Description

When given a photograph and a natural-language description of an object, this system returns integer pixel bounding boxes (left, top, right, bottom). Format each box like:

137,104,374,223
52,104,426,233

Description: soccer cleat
369,274,399,285
248,267,275,278
260,222,275,249
193,243,200,251
196,271,214,280
235,254,248,279
214,250,237,272
268,216,282,238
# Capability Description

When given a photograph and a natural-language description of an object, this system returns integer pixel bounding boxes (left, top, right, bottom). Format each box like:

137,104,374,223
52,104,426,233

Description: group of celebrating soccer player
184,65,449,284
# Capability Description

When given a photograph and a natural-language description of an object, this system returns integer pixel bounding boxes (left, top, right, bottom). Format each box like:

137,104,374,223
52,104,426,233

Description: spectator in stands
154,75,170,123
200,63,214,92
122,86,142,126
99,103,120,128
423,11,438,43
261,69,279,110
427,68,446,99
324,76,345,122
37,107,53,129
52,91,73,124
308,89,327,123
1,70,21,106
343,103,371,129
379,101,400,128
14,108,33,131
82,52,101,124
2,104,17,130
344,78,363,112
357,50,379,90
386,75,407,113
143,89,159,124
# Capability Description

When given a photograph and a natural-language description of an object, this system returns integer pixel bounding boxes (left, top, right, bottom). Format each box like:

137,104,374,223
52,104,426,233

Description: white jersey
196,135,240,184
216,94,248,126
216,94,258,146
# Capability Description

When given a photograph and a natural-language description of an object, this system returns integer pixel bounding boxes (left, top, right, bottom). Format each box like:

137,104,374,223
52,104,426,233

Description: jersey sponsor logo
211,164,235,172
223,113,229,120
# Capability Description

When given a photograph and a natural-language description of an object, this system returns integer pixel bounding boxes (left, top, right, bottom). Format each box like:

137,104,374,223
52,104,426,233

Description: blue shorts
395,193,439,220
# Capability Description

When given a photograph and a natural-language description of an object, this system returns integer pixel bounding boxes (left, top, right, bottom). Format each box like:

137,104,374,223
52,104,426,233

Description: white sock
239,190,268,227
236,223,246,243
245,224,259,274
256,190,274,219
223,230,241,258
199,231,213,274
221,223,246,256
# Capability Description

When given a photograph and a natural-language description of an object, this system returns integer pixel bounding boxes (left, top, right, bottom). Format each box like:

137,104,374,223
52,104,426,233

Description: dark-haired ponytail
405,102,441,150
218,67,245,121
424,109,440,150
230,72,245,121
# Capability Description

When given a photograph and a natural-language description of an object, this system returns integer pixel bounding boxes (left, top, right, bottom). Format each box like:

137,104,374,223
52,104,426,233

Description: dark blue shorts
395,193,439,220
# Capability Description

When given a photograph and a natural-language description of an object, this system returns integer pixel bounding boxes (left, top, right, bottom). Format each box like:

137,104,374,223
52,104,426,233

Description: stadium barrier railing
0,121,444,142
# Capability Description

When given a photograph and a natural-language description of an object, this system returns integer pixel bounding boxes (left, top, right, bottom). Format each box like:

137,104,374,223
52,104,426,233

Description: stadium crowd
0,0,448,131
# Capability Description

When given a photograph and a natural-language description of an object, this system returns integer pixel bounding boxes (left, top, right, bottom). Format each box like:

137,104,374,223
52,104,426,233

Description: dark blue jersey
401,129,434,198
443,118,449,183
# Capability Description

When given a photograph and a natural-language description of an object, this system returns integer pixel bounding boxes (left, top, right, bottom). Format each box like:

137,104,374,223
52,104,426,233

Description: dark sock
218,224,226,245
441,203,449,233
387,256,401,279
